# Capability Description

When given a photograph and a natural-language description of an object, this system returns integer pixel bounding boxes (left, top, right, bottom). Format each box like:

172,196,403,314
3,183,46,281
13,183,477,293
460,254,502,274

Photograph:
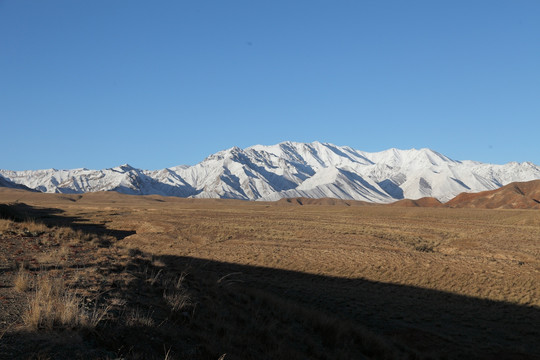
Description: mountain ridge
2,142,540,203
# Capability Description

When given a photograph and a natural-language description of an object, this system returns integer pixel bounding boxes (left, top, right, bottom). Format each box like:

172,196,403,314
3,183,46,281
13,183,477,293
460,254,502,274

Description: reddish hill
275,197,374,206
445,180,540,209
390,197,442,208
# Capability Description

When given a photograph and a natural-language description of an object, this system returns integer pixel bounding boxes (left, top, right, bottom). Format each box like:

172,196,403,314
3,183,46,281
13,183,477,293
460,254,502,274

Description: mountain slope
1,142,539,203
0,174,37,192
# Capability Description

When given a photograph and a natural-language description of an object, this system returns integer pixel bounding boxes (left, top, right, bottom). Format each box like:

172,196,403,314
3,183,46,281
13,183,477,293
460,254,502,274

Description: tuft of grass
74,229,93,243
23,274,106,331
125,308,155,327
90,234,114,248
414,244,435,252
146,268,163,286
164,347,173,360
35,246,71,267
128,248,142,257
51,227,101,245
22,220,48,236
152,257,166,268
14,266,31,292
163,272,192,315
162,272,188,290
0,218,12,233
164,289,191,313
53,227,76,242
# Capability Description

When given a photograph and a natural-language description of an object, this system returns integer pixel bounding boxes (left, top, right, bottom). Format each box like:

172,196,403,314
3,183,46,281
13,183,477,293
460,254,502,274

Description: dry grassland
0,188,539,359
111,199,539,306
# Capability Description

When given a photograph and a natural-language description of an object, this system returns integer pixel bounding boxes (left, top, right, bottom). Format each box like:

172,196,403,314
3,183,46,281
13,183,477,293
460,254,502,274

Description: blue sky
1,0,539,170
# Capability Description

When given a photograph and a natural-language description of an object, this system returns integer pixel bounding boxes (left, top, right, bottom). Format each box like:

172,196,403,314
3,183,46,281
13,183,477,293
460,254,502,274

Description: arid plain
0,188,539,359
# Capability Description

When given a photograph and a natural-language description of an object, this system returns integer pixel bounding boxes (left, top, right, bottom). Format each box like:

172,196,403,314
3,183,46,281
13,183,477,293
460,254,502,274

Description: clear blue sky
1,0,539,170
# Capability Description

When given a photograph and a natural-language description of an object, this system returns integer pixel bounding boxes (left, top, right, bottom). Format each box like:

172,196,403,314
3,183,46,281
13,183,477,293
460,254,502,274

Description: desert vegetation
0,188,538,359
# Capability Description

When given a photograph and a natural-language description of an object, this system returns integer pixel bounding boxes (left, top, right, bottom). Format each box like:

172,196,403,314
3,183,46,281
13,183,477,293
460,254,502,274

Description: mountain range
2,141,540,203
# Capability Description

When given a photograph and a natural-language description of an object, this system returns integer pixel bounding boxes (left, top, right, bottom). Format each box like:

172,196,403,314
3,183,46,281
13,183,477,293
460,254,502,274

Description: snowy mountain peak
114,164,136,172
1,142,539,203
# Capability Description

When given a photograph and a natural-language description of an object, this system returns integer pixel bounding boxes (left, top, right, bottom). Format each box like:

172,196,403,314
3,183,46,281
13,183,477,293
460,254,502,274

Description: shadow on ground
155,254,540,359
0,202,135,240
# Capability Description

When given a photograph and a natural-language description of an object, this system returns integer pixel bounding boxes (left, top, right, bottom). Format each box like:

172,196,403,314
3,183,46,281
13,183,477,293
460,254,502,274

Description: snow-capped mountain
0,174,37,192
2,141,540,203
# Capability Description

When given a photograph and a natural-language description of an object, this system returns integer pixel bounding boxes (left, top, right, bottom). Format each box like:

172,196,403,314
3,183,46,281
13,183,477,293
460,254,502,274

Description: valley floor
0,189,539,359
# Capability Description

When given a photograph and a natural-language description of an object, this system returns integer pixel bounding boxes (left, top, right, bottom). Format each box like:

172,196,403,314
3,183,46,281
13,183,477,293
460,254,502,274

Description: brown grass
125,308,155,327
0,217,48,236
52,226,77,241
114,204,539,307
162,272,192,314
0,218,12,232
22,274,105,331
22,219,49,234
24,275,77,330
13,265,31,292
164,289,191,313
34,245,71,267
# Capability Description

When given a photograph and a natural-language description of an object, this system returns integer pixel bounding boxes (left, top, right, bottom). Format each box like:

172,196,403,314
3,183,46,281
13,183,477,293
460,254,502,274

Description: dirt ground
0,188,539,359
